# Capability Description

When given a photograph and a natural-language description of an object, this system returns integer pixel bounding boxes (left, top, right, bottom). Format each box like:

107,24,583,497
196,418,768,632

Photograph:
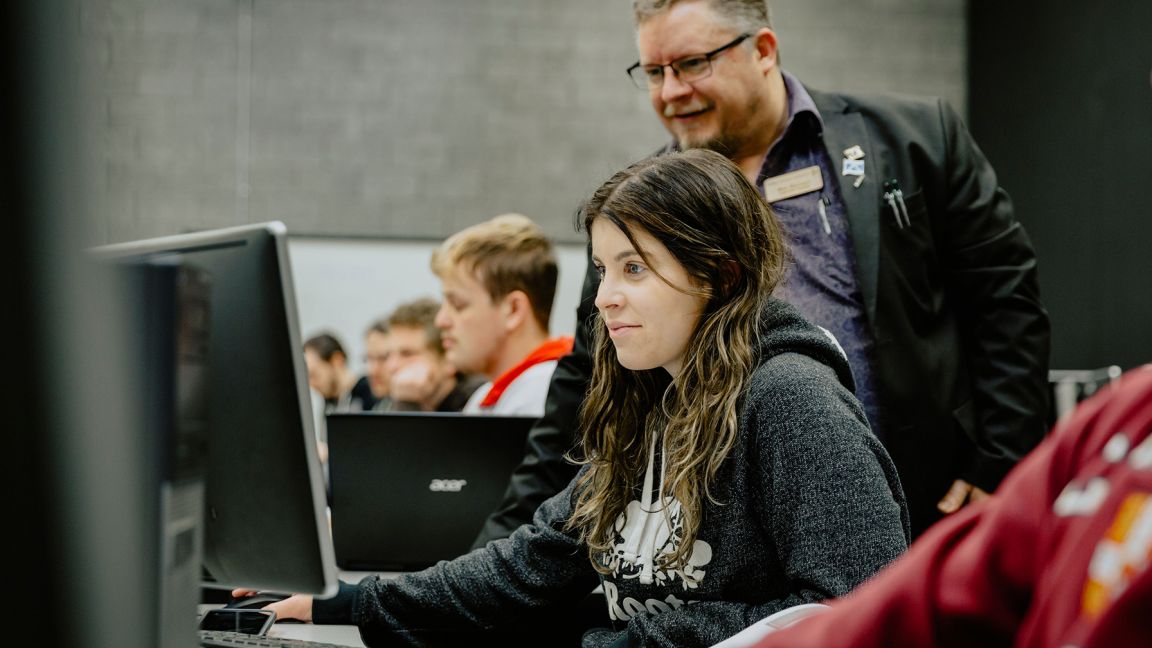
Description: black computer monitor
93,222,338,601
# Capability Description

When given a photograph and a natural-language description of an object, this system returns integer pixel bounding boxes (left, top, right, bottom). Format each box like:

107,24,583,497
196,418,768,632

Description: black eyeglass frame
626,33,753,89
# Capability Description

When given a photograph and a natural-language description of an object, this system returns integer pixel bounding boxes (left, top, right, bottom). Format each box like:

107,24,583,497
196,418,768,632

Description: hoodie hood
755,297,857,394
611,298,857,585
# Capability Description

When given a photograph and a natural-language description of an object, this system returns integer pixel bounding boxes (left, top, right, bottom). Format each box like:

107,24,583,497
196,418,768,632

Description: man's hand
390,360,440,405
937,478,991,514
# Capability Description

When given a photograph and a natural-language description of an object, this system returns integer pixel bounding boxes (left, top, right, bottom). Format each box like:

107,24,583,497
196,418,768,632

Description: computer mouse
223,592,289,610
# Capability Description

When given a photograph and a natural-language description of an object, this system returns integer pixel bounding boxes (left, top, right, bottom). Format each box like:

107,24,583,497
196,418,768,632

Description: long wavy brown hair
565,149,787,573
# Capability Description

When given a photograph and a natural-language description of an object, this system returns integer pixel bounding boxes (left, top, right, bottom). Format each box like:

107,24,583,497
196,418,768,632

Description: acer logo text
429,479,467,492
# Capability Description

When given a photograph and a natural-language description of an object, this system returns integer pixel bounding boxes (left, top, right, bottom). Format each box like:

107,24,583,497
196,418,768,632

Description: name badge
762,166,824,203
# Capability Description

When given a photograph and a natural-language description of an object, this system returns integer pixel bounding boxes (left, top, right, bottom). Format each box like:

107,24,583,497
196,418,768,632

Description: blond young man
431,213,573,417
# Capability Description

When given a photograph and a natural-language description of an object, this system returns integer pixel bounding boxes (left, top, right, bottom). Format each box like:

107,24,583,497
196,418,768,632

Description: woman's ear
719,260,742,296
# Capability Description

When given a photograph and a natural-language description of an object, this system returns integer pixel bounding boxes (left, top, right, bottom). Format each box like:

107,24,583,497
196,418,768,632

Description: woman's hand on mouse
265,594,313,622
229,589,314,622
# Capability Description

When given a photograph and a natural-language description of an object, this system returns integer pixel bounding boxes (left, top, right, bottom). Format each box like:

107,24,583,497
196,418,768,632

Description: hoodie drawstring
622,433,669,585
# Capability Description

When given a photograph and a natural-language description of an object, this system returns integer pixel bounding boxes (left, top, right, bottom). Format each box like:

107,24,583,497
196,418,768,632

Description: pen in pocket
882,180,910,229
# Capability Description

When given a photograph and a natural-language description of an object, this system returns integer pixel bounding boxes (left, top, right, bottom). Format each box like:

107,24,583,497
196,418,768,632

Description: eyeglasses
626,33,752,90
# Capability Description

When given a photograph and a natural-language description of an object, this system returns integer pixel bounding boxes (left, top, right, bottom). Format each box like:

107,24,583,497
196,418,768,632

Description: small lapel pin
842,145,866,187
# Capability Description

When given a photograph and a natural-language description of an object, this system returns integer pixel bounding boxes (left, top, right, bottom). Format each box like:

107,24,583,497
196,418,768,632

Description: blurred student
431,213,573,417
746,364,1152,648
303,332,372,413
303,332,362,469
241,149,908,646
349,374,379,412
376,297,485,412
305,331,376,475
362,319,393,411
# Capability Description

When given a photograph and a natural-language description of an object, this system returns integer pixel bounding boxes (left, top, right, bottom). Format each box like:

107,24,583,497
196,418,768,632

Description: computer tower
125,259,212,648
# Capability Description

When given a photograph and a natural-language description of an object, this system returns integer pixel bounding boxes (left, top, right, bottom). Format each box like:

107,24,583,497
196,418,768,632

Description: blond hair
430,213,558,330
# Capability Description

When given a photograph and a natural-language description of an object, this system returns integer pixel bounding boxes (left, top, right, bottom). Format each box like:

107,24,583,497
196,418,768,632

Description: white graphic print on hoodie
600,433,714,621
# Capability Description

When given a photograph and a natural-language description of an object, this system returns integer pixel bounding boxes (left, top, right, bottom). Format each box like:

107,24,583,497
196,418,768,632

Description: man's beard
675,93,761,160
680,131,741,158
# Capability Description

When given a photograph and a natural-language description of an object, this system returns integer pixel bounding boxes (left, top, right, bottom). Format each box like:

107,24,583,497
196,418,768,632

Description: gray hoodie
315,298,910,647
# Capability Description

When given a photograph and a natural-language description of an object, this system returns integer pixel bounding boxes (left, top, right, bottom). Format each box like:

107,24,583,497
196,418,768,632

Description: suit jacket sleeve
471,248,598,547
932,97,1051,489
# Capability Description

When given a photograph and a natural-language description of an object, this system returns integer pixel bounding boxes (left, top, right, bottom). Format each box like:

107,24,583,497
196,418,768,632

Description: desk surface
199,605,365,647
265,622,366,647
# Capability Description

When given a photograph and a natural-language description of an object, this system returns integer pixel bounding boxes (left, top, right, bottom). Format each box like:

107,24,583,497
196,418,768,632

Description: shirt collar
779,69,824,138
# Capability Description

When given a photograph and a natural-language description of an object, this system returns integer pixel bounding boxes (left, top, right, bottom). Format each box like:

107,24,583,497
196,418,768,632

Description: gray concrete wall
78,0,967,363
80,0,967,246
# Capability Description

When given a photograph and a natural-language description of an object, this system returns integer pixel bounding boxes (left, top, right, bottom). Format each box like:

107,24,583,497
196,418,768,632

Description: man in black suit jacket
474,0,1050,545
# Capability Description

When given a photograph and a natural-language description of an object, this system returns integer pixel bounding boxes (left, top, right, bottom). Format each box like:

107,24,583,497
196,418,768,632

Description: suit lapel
810,89,881,327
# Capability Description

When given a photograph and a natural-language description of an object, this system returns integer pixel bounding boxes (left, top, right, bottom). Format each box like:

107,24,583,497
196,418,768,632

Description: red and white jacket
462,336,573,417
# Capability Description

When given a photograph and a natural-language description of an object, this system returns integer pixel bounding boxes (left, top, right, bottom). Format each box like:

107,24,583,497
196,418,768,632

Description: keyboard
198,629,350,647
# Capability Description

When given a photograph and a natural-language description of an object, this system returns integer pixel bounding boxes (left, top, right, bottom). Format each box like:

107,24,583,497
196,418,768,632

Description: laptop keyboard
198,629,351,647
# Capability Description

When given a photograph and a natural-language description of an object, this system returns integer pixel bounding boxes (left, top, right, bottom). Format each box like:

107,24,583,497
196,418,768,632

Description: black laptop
325,412,536,571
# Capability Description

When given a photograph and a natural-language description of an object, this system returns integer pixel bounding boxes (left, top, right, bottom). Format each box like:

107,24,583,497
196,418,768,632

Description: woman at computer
246,149,910,646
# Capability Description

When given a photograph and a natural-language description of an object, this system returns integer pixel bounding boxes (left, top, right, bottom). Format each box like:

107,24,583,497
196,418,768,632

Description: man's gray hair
632,0,772,32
